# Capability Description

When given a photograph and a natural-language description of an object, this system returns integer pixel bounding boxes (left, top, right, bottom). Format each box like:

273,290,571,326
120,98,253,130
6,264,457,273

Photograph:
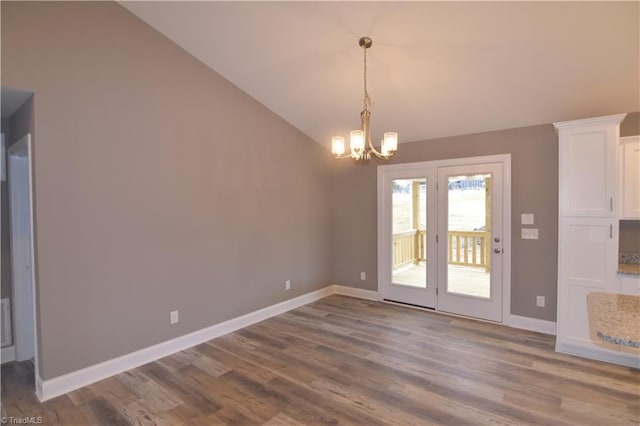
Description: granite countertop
618,263,640,276
587,292,640,352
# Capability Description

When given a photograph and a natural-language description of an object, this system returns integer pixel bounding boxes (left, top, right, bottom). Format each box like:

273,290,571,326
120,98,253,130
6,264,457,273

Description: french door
379,169,438,308
436,163,503,321
378,156,509,322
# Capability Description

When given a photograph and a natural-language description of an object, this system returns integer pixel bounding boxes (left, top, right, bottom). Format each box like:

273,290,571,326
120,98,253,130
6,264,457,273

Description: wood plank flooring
2,295,639,425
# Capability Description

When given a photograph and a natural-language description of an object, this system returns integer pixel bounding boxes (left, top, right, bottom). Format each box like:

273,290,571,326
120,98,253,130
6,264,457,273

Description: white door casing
8,133,37,364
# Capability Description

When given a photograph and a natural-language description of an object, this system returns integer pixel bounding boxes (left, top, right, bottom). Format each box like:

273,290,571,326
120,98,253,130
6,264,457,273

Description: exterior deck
392,262,490,298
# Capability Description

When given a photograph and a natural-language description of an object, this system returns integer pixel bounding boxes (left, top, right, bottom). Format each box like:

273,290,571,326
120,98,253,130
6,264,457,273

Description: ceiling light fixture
331,36,398,163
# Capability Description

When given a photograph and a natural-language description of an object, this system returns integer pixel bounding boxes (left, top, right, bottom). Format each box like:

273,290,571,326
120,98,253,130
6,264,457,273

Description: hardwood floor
2,295,639,425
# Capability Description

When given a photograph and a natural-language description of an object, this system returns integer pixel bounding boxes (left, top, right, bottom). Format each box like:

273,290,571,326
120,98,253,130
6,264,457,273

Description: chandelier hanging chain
363,43,372,112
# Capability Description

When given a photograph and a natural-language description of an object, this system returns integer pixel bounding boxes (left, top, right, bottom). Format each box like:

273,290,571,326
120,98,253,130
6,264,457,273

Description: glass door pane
446,174,491,298
391,178,427,288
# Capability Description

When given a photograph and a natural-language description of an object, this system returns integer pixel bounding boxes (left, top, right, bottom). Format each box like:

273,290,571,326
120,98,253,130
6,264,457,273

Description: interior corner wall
331,124,560,322
1,1,333,380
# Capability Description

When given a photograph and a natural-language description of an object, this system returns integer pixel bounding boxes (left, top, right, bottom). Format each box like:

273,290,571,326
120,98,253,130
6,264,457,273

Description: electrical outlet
285,280,291,290
536,296,545,307
170,310,179,324
360,272,366,280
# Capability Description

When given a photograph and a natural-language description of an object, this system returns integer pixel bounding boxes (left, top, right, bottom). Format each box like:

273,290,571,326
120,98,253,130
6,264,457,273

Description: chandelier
331,37,398,163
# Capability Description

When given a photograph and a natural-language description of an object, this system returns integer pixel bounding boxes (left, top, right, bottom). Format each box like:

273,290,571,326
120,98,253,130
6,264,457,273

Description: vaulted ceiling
121,1,639,149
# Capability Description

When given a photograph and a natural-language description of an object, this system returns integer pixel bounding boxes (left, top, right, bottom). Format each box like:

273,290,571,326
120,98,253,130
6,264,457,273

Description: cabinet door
621,137,640,219
559,125,617,217
557,218,617,343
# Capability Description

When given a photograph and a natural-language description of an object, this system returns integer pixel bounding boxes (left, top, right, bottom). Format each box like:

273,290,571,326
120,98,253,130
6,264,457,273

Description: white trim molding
30,285,600,402
1,345,16,364
506,314,556,335
8,134,39,376
38,286,333,402
332,285,380,301
556,342,639,369
36,374,44,402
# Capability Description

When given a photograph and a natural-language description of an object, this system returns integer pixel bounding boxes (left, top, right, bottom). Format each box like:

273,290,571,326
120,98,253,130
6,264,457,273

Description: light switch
521,228,539,240
521,213,534,225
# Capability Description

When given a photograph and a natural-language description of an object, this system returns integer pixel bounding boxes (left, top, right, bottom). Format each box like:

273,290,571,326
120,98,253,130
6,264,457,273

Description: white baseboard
556,342,640,369
32,284,605,402
331,286,558,337
507,314,556,335
332,285,380,301
38,286,333,402
1,345,16,364
36,373,44,401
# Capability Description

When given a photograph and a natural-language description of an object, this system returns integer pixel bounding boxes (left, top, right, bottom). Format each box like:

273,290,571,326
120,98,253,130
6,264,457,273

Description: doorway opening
1,88,38,396
8,134,37,366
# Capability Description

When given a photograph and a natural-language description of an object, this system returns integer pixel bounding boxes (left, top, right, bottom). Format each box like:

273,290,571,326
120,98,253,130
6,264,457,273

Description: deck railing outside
392,229,490,271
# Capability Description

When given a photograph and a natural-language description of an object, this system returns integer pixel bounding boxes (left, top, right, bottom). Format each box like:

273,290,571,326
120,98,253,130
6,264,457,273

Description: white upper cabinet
555,114,626,217
620,135,640,219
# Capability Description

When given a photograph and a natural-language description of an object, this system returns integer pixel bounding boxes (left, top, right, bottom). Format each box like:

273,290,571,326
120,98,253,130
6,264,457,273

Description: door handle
494,248,502,254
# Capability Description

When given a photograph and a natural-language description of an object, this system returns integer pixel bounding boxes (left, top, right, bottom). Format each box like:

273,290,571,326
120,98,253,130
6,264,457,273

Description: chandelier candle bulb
331,136,345,156
350,130,365,155
384,132,398,153
381,139,389,156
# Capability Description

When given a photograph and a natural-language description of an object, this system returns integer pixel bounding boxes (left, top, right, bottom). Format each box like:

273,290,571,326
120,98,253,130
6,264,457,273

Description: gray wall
9,96,34,144
619,221,640,253
331,124,560,321
2,2,332,379
621,111,640,136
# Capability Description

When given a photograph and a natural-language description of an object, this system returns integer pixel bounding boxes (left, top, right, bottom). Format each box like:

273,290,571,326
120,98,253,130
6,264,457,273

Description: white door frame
8,133,38,375
378,154,512,322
